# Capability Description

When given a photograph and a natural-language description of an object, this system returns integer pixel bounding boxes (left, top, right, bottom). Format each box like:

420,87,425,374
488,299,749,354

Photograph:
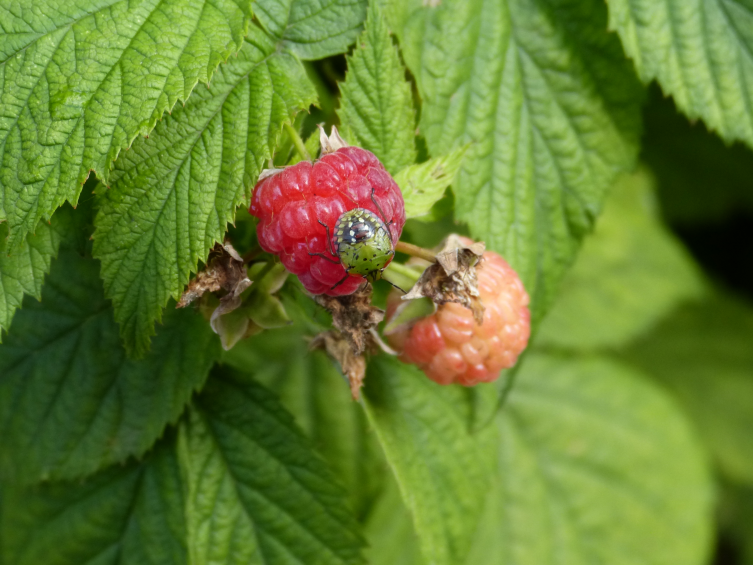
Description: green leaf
223,330,386,518
0,206,73,338
0,434,186,565
394,147,468,219
255,0,368,60
622,292,753,485
385,0,643,323
0,189,94,338
178,366,366,565
1,368,368,565
365,354,713,565
93,27,316,357
536,167,704,350
338,5,416,174
362,471,423,565
0,249,219,483
470,354,713,565
642,86,753,225
606,0,753,149
224,330,421,562
0,0,252,247
363,356,497,565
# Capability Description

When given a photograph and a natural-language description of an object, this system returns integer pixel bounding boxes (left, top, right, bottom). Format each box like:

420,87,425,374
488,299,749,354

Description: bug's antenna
385,279,407,294
378,269,407,294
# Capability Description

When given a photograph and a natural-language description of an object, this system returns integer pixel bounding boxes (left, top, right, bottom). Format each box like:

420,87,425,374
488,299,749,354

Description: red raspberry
249,147,406,296
386,250,530,385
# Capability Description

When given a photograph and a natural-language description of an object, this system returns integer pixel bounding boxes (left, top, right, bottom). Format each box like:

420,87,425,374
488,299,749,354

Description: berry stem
250,260,276,284
394,241,436,263
242,246,262,264
284,122,311,162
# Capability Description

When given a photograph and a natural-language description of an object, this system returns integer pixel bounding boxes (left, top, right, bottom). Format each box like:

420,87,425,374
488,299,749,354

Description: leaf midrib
198,406,357,565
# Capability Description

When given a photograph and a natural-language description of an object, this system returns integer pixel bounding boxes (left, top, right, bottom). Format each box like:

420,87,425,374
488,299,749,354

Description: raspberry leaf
0,249,219,484
93,26,316,357
0,207,73,338
338,5,417,175
1,366,367,564
0,435,187,565
362,474,423,565
223,331,421,562
0,0,252,248
178,366,367,565
223,331,387,517
363,356,498,565
536,167,705,350
471,354,712,564
385,0,643,323
623,292,753,486
365,354,712,565
255,0,368,60
394,146,468,220
606,0,753,150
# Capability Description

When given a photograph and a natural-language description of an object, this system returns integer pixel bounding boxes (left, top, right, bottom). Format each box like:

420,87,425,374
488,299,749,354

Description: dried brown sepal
310,331,368,400
314,285,384,356
178,242,251,308
402,234,486,324
318,124,348,155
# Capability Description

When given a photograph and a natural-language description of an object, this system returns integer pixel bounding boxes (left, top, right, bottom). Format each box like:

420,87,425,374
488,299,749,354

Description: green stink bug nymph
309,187,404,292
334,208,394,284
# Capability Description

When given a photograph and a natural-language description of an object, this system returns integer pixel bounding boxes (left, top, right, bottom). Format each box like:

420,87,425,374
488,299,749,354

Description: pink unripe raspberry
387,250,530,386
249,147,406,296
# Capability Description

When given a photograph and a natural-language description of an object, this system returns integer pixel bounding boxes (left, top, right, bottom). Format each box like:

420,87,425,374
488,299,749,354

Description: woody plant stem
394,241,436,263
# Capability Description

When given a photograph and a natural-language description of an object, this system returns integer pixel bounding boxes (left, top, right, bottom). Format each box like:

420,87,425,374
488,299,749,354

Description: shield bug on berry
311,187,404,291
334,208,394,283
251,135,407,296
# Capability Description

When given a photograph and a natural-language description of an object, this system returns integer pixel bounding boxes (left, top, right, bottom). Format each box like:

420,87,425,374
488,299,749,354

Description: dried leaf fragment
178,242,250,308
311,331,367,400
312,285,385,400
315,285,383,355
402,234,486,324
318,124,349,155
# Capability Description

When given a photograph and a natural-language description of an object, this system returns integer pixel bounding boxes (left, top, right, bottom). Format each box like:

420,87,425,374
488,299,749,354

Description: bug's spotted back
334,208,394,282
335,209,382,246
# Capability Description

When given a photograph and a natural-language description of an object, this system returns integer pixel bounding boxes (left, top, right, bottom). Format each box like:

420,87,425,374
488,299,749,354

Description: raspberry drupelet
249,146,406,296
386,250,530,386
